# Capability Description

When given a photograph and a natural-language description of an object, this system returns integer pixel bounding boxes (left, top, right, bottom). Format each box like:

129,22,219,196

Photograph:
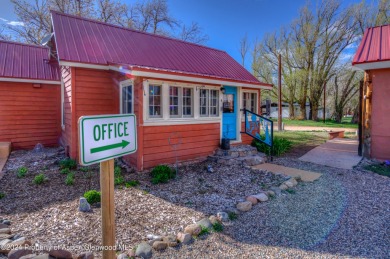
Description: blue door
222,86,237,140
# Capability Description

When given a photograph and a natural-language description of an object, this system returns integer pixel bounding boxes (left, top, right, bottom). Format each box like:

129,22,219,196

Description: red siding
142,123,220,169
0,82,61,149
370,69,390,160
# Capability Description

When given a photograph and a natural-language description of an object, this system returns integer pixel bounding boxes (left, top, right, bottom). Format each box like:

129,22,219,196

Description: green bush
84,190,101,204
17,167,28,178
114,166,125,186
364,164,390,177
252,136,292,156
212,222,223,232
228,212,238,221
151,165,175,184
0,192,5,199
65,173,75,186
199,226,210,236
125,180,140,188
59,158,77,170
60,168,71,175
79,166,89,172
33,174,46,185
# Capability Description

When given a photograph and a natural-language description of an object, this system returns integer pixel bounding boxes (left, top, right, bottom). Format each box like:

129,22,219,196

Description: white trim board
353,61,390,70
0,77,60,85
58,61,271,89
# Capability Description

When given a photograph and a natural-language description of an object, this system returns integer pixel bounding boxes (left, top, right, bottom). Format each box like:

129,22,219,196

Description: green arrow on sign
90,140,130,154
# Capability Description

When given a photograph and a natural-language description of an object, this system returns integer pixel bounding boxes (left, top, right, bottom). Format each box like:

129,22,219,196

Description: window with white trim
169,86,193,118
120,83,133,114
242,92,257,113
149,84,162,118
200,89,219,117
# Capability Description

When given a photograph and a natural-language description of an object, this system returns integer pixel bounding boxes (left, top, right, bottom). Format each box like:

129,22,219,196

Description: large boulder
196,218,212,229
135,242,152,259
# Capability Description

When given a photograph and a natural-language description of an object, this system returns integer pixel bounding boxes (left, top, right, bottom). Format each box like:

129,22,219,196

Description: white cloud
0,18,8,22
7,21,24,26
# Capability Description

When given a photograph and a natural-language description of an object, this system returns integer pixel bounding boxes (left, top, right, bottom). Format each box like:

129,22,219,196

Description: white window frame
242,90,258,113
143,80,222,125
148,83,163,118
120,79,134,114
199,88,220,117
169,86,194,118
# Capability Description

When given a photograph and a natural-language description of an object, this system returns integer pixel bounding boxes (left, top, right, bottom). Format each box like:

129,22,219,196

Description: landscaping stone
236,201,252,212
216,212,229,222
176,232,192,244
146,234,162,240
0,224,8,229
49,249,73,259
79,197,91,213
284,180,294,188
279,183,288,190
196,218,212,229
267,190,275,197
127,250,136,258
246,196,258,205
253,193,269,202
0,234,13,240
286,178,298,186
12,234,22,240
7,248,33,259
135,242,152,259
184,224,201,236
32,254,51,259
166,241,178,247
117,253,129,259
19,254,36,259
269,186,282,196
0,238,12,246
152,241,167,251
209,215,220,224
2,220,10,226
76,251,94,259
162,235,176,243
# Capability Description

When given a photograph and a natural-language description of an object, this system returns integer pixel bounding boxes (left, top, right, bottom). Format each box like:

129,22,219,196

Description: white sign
79,114,137,165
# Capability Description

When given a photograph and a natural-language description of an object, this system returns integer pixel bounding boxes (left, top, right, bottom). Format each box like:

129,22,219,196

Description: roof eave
352,60,390,71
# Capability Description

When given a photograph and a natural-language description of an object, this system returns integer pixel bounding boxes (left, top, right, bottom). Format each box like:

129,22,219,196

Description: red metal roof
0,40,60,82
51,11,270,87
353,25,390,65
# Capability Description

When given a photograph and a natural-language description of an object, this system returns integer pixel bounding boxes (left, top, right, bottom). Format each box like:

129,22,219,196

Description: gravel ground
1,147,389,258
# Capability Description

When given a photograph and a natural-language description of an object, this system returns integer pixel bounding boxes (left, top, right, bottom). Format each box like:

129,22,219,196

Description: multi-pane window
169,86,193,118
200,89,219,117
121,84,133,114
182,88,193,117
243,92,257,113
149,85,162,117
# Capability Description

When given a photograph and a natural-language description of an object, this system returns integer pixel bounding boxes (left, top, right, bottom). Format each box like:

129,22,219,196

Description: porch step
209,145,267,167
0,142,11,176
0,142,11,158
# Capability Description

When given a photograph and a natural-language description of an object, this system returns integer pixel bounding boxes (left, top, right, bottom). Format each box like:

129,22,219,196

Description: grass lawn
273,131,328,147
272,118,358,129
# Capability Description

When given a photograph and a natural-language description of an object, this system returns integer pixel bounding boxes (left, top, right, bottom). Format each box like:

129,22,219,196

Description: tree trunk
351,104,359,124
311,101,319,121
334,104,343,123
297,100,306,120
308,99,313,120
288,101,295,119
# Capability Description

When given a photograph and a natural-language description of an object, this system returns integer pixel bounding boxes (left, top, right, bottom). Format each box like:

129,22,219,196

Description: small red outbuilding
353,24,390,160
0,41,61,149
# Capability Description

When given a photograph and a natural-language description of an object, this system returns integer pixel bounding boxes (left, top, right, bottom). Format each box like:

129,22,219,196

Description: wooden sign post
100,159,115,259
78,114,137,259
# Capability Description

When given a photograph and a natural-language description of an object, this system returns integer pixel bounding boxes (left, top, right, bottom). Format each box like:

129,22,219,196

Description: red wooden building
0,41,61,149
0,11,272,170
353,24,390,161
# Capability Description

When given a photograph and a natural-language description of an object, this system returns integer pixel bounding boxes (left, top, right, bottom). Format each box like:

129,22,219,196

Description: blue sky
0,0,370,69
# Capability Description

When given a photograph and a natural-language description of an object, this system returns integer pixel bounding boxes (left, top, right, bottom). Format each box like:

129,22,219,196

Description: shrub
60,158,77,169
33,174,46,185
17,167,28,178
114,166,125,186
252,136,292,156
125,180,140,188
0,192,5,199
151,165,175,184
228,212,238,221
199,226,210,236
212,222,223,232
60,168,71,175
79,166,89,172
84,190,101,204
364,164,390,177
65,173,75,186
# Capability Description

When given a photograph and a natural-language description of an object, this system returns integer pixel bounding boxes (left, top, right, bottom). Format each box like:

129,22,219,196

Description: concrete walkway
274,125,358,132
253,163,322,182
299,138,362,169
